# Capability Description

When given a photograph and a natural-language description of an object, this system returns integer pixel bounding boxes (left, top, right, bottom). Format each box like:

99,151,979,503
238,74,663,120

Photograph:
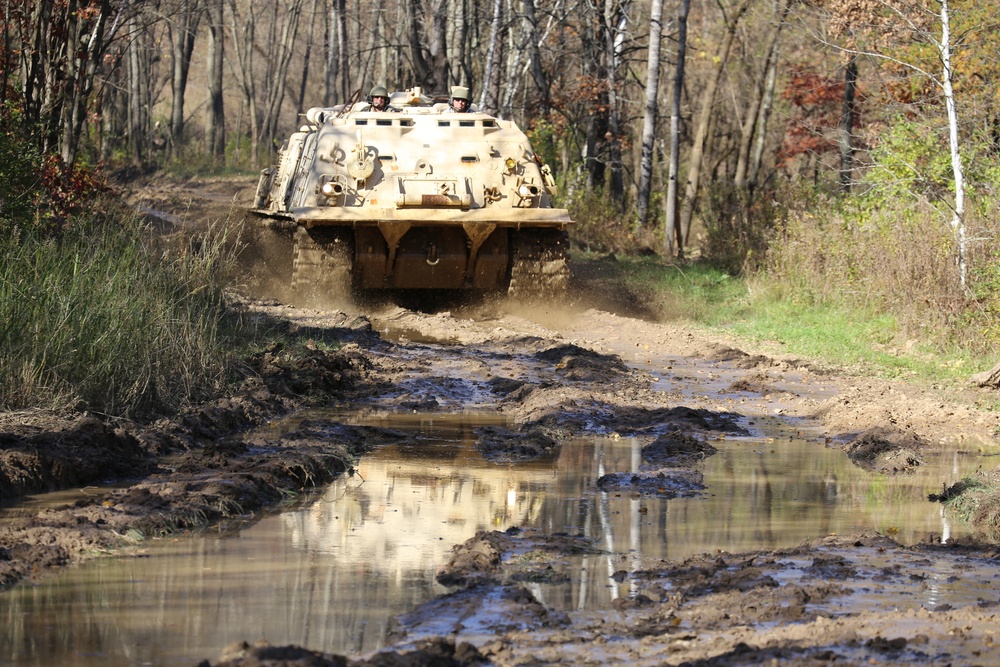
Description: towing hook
426,243,440,266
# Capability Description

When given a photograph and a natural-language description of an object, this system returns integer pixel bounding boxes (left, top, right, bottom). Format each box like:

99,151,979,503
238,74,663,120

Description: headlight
321,181,344,197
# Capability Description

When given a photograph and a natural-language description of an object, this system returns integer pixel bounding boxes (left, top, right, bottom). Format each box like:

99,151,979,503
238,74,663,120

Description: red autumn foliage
36,154,111,229
777,66,865,168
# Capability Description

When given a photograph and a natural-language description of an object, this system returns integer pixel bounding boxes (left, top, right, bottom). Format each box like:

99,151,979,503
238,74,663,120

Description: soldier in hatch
445,86,475,113
367,85,398,112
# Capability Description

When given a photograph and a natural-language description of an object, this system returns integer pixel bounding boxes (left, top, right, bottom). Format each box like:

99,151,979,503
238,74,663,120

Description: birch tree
603,0,629,204
819,0,970,285
636,0,664,229
938,0,966,286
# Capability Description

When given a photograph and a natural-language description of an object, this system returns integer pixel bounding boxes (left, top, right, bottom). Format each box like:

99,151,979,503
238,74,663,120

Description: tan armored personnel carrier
251,87,572,302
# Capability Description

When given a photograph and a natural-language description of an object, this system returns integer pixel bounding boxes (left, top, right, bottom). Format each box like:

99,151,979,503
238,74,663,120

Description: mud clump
382,529,588,645
534,343,629,382
0,415,151,500
435,528,604,589
200,636,486,667
596,468,706,498
642,430,718,467
474,425,557,462
612,405,749,437
526,403,749,441
843,426,925,474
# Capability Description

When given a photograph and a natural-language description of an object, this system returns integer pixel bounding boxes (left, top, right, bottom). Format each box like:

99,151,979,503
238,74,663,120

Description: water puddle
2,407,986,666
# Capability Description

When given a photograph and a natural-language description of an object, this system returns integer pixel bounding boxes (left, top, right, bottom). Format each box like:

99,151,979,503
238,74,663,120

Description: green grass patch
610,256,750,323
611,255,998,386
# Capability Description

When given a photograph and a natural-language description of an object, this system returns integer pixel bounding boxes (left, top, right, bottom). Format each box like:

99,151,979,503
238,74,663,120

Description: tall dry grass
763,196,1000,355
0,196,246,417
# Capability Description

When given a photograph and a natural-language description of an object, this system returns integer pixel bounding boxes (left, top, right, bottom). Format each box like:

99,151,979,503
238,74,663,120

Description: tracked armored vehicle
251,87,572,302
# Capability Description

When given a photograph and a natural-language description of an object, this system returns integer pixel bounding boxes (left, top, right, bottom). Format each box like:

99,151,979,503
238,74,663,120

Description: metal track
507,228,569,301
291,226,354,303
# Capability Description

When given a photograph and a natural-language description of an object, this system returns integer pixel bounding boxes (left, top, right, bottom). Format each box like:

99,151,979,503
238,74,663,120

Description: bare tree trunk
297,0,319,114
60,0,119,165
665,0,690,257
636,0,664,229
261,0,305,148
502,0,525,118
205,0,225,159
838,54,858,192
2,0,12,107
453,0,474,90
127,12,145,165
376,6,388,85
604,0,628,205
749,35,778,188
408,0,433,89
324,0,335,105
227,0,261,164
335,0,348,99
323,0,351,107
322,0,350,105
523,0,550,113
479,0,504,113
169,0,200,148
679,0,754,245
429,0,449,92
734,0,789,188
20,0,58,152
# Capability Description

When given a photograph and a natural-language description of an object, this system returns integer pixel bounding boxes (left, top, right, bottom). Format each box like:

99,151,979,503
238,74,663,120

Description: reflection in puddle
1,411,986,666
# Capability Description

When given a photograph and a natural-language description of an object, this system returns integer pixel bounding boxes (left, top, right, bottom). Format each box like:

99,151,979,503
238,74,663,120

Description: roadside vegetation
569,174,1000,388
0,110,250,418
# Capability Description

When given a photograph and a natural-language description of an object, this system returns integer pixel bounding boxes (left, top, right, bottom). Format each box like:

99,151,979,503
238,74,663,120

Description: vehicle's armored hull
251,87,572,301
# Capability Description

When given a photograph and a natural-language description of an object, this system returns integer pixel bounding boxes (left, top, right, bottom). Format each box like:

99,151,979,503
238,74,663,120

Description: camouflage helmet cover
450,86,471,101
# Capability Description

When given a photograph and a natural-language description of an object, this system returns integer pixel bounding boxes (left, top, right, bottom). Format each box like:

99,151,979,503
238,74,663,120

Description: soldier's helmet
450,86,470,102
369,85,389,99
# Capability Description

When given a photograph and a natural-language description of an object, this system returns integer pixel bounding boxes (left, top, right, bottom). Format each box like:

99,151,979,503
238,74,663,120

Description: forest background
2,0,1000,417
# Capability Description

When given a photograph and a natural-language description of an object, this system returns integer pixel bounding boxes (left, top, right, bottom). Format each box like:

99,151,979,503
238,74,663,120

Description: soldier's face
453,98,469,111
373,96,388,109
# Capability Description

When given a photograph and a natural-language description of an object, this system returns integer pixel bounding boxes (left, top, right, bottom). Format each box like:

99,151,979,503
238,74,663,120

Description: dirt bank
4,173,1000,666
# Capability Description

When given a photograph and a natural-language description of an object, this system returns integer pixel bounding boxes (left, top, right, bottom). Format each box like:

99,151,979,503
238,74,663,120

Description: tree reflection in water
1,411,980,666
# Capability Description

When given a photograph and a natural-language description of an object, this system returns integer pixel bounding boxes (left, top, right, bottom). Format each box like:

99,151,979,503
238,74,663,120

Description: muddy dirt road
213,294,1000,667
4,174,1000,666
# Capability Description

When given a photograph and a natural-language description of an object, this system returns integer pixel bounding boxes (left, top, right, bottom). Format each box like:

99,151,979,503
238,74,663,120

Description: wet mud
176,298,1000,666
5,174,1000,665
